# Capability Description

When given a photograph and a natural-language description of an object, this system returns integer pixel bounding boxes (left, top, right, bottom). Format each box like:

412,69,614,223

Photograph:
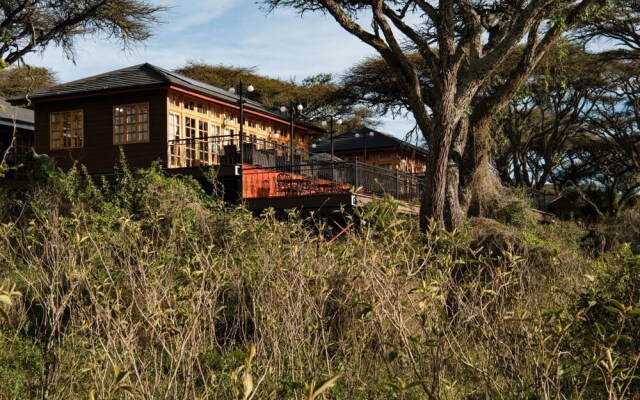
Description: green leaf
89,389,97,400
0,307,9,325
0,294,12,306
541,307,563,317
603,305,622,315
114,367,129,386
119,385,144,400
609,299,626,311
405,380,429,390
310,372,343,399
627,309,640,316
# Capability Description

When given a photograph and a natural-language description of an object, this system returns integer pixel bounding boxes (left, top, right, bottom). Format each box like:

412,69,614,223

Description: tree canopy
175,60,379,135
0,0,165,66
263,0,607,229
0,65,57,98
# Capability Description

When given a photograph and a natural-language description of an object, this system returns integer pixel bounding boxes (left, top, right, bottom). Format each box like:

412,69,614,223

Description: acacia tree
494,45,602,190
0,65,57,98
0,0,165,66
263,0,605,229
576,0,640,61
176,61,377,132
556,62,640,215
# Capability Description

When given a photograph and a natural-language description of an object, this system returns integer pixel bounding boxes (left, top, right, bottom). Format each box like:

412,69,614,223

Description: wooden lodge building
311,127,427,175
6,63,425,212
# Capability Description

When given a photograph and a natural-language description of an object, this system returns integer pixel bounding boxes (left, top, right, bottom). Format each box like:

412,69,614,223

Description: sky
23,0,417,138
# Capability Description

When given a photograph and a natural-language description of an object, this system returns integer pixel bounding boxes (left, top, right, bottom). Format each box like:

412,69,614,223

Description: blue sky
23,0,417,137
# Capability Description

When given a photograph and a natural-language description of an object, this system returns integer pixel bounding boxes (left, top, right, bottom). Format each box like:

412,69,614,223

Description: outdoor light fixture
228,84,253,95
320,115,343,180
355,130,375,161
280,103,305,167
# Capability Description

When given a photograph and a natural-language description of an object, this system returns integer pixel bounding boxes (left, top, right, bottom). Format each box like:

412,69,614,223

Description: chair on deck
276,173,292,196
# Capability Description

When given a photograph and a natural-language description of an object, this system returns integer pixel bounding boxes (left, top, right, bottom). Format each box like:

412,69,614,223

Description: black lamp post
229,80,254,164
280,102,304,168
229,81,253,202
321,115,343,162
321,115,343,179
355,130,374,162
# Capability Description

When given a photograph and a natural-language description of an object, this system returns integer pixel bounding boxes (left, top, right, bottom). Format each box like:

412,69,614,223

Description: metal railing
167,134,424,202
243,161,424,201
167,134,312,168
1,142,33,179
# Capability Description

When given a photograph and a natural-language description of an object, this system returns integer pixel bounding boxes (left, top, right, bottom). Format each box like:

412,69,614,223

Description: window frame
49,110,84,150
113,103,150,145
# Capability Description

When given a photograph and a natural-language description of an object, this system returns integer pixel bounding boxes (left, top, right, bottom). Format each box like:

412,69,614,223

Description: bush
0,165,635,399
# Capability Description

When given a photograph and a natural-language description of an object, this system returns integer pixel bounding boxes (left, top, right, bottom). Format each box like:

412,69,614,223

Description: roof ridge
63,63,165,88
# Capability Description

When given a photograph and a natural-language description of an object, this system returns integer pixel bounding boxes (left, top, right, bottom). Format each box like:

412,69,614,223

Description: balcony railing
167,134,425,202
244,161,424,201
167,134,312,169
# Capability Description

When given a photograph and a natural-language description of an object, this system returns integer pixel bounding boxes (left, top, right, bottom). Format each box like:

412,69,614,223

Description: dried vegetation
0,163,639,399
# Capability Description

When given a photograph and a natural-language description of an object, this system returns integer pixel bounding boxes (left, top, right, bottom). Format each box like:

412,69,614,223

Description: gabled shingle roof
311,127,427,155
11,63,322,132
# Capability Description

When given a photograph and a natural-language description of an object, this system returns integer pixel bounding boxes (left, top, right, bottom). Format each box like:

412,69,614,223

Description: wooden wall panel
33,88,168,174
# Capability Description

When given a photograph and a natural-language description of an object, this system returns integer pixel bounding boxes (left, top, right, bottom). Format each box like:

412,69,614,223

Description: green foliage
175,60,377,130
175,60,339,120
0,65,57,98
0,0,165,66
0,164,637,398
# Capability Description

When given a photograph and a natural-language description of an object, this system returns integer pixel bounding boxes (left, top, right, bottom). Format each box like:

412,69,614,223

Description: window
114,103,149,144
196,103,207,114
50,110,83,149
169,113,181,140
184,100,195,111
169,94,181,107
169,113,182,167
211,106,220,118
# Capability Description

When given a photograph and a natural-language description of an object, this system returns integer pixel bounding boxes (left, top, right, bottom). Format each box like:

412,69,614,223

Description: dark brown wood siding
33,88,168,174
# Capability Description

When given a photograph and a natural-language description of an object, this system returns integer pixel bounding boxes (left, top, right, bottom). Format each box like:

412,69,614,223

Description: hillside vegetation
1,164,639,399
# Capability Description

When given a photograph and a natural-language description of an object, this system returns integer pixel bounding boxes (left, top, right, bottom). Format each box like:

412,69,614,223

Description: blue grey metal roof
311,127,427,155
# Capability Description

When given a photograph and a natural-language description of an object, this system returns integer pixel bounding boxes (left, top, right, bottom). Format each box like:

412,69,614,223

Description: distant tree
0,65,57,98
576,0,640,61
263,0,606,230
554,62,640,217
493,45,603,190
175,60,374,132
0,0,165,66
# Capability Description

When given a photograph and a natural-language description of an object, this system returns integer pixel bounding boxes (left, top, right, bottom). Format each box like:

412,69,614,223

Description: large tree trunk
420,103,496,231
420,81,458,231
459,117,494,217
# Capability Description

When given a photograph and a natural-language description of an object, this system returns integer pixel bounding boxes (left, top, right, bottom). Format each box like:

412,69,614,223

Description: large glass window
50,110,83,149
114,103,149,144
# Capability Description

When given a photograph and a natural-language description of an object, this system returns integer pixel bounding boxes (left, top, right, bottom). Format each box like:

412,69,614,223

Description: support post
354,157,359,189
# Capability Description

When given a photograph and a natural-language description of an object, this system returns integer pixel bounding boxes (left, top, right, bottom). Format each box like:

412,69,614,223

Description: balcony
167,134,425,206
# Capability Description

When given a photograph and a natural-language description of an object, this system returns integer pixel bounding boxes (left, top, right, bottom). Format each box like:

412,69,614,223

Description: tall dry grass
0,164,638,399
